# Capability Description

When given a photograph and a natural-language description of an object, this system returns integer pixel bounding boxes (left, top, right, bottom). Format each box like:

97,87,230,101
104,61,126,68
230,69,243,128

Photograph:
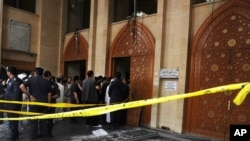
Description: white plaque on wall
165,81,177,90
160,68,179,78
10,20,31,51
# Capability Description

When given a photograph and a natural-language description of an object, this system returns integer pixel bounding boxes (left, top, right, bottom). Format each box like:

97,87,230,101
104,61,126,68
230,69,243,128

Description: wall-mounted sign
160,68,179,78
10,20,31,51
165,81,177,90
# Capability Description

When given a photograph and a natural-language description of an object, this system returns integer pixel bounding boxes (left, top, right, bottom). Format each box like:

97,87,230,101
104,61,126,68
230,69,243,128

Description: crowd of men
0,66,129,141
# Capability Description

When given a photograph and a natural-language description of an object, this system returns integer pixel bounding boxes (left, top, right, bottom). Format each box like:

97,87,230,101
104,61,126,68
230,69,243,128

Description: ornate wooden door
228,48,250,126
109,21,155,126
129,55,154,125
186,1,250,140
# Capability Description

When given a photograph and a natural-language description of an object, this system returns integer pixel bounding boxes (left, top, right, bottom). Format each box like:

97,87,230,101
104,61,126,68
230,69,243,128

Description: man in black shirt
70,75,82,123
20,67,52,140
44,71,60,138
5,66,23,141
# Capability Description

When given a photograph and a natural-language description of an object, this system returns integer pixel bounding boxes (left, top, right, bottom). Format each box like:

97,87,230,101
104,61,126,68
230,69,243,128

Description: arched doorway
109,21,155,126
63,33,88,79
185,0,250,140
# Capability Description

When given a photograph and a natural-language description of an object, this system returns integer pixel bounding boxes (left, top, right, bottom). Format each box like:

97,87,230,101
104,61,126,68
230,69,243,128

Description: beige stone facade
1,0,250,140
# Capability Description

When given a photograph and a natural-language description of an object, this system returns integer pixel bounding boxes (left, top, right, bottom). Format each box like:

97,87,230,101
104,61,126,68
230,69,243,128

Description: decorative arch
62,33,88,74
64,34,88,61
109,21,155,59
186,0,250,139
190,0,250,90
108,21,155,126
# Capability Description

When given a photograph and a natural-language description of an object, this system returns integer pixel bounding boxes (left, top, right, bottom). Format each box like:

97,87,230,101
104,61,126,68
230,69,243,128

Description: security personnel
5,66,23,141
0,79,6,124
70,75,81,123
20,67,52,140
43,71,60,138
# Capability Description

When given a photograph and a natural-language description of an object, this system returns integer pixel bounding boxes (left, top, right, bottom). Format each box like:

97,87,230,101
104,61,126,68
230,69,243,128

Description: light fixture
71,0,86,8
74,29,79,53
126,0,138,44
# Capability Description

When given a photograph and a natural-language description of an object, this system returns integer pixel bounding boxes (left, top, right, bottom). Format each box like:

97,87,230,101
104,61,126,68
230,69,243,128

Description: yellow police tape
0,109,41,116
0,100,97,108
233,83,250,106
0,82,249,121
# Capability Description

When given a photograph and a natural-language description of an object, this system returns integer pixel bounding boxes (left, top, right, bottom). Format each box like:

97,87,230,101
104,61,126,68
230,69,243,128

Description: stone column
87,0,97,71
150,0,165,128
88,0,110,76
95,0,109,76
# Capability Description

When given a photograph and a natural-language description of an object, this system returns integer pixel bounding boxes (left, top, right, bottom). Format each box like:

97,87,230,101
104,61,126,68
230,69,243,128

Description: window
4,0,36,13
110,0,157,23
67,0,91,33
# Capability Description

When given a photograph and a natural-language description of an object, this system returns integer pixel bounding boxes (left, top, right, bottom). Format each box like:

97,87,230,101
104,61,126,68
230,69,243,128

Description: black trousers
5,104,21,139
47,107,56,135
7,112,20,138
29,105,49,139
0,103,4,124
110,110,122,125
85,101,99,126
70,101,79,122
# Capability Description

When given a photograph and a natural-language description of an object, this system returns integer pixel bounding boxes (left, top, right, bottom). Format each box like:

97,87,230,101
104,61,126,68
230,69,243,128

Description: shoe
48,134,54,138
93,124,102,128
41,137,49,141
10,136,19,141
70,120,78,124
108,123,118,130
108,124,115,130
37,134,43,138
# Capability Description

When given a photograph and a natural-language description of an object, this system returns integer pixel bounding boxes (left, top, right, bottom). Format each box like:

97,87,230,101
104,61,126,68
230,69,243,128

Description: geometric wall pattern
109,21,155,126
186,1,250,140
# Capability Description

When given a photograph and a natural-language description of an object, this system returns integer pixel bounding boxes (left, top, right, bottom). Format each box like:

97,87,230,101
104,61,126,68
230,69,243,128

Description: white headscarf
17,73,27,80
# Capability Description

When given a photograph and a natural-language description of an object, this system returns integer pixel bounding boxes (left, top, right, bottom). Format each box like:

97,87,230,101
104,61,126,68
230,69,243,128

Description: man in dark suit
108,72,127,129
81,70,102,127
